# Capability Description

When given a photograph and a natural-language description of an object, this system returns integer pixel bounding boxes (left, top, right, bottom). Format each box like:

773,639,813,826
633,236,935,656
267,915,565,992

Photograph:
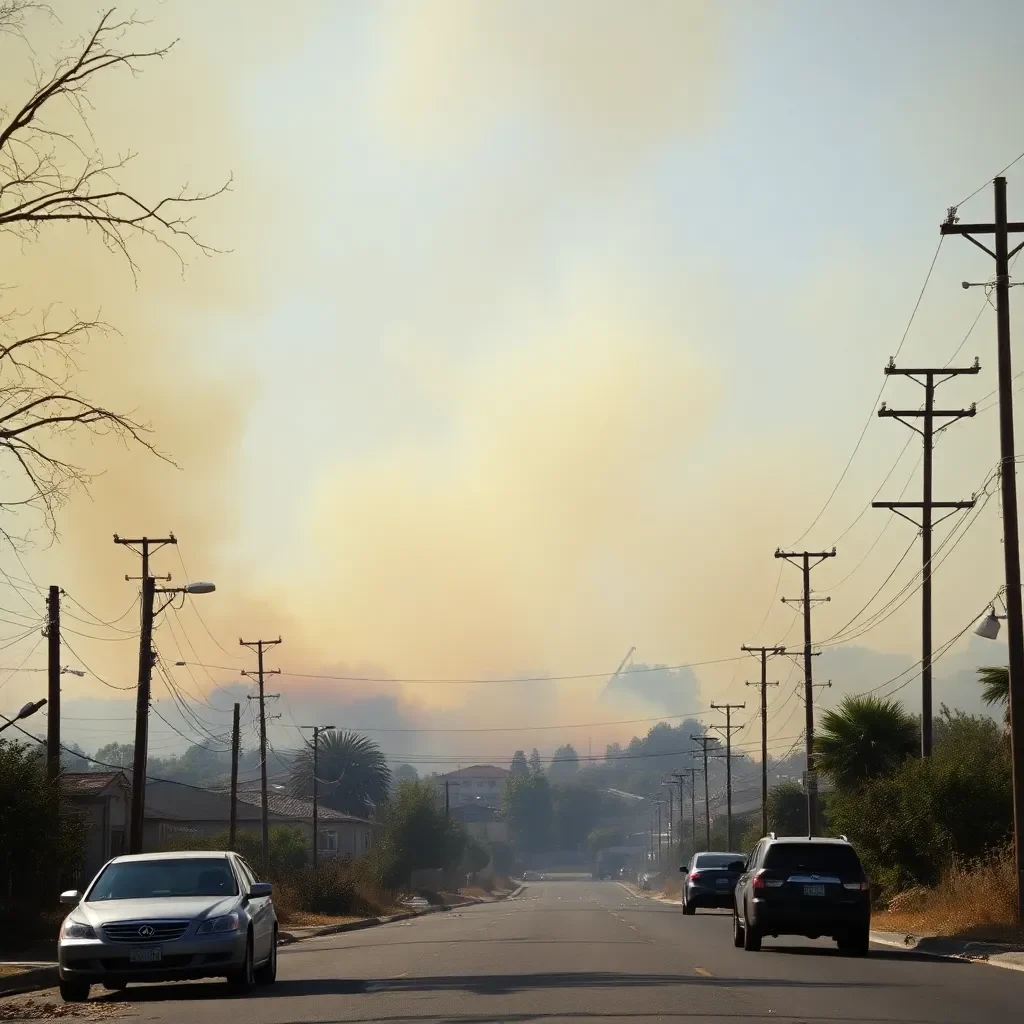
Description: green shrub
0,740,87,942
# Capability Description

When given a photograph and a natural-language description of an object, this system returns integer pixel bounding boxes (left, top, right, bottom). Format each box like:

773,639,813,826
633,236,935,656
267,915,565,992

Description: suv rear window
763,843,862,877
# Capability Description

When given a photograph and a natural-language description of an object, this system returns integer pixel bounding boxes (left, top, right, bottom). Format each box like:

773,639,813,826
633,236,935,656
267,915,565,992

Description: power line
787,238,944,548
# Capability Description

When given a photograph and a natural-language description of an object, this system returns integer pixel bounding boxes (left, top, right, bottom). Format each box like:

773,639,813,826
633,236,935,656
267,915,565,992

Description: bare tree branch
0,311,176,539
0,6,229,279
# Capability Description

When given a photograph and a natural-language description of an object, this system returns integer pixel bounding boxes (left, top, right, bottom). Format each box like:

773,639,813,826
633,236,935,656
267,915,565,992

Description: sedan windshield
87,859,238,901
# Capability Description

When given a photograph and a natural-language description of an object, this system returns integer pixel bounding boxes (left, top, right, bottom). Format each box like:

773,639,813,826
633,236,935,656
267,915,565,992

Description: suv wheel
838,925,870,958
732,907,745,948
741,905,761,952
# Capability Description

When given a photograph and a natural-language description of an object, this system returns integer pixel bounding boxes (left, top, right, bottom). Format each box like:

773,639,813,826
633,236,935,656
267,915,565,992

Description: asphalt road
6,879,1024,1023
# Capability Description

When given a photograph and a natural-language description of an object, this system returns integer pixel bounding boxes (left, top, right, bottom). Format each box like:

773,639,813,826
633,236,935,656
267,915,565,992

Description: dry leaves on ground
0,997,125,1021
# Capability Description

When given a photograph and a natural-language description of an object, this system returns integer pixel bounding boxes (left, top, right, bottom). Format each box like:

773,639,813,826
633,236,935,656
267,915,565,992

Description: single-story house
61,771,131,883
144,780,374,858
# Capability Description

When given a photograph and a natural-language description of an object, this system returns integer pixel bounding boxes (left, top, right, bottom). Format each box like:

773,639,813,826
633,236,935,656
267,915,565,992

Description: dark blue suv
680,852,746,914
732,834,871,955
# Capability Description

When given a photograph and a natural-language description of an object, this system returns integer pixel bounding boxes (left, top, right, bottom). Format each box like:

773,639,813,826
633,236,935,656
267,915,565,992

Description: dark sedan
680,852,746,914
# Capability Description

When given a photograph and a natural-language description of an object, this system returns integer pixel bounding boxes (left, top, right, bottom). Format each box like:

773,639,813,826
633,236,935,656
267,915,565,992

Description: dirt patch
0,996,125,1021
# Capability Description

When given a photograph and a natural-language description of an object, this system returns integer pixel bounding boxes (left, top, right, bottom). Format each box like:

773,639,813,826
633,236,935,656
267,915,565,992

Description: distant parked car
732,834,871,956
56,851,277,1002
680,851,746,915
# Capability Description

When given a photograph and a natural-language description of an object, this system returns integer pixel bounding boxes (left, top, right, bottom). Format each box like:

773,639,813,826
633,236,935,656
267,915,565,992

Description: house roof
61,771,129,797
142,779,373,827
437,764,509,781
235,790,371,825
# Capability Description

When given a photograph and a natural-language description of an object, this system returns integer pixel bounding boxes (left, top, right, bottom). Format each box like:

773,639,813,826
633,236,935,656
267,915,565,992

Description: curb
0,966,58,998
277,886,525,946
869,930,1024,974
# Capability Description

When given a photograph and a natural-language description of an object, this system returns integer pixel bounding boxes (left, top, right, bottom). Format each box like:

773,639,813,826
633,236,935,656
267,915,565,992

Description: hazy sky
1,0,1021,767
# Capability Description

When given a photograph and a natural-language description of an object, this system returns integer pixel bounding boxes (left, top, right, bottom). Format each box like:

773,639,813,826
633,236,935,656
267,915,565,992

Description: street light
0,697,47,734
126,576,216,855
976,607,1007,640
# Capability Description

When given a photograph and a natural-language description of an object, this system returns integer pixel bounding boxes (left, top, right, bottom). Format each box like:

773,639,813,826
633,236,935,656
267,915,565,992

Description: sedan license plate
716,878,729,886
803,884,825,897
129,946,162,964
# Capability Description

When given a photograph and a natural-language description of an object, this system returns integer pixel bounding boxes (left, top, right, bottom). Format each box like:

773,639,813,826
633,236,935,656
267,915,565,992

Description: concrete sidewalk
870,929,1024,973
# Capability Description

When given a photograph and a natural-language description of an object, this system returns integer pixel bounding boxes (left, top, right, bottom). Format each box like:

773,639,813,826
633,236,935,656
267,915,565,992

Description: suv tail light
843,881,871,891
752,870,784,891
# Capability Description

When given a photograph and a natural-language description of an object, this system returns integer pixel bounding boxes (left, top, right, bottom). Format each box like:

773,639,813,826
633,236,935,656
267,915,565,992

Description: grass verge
873,850,1024,945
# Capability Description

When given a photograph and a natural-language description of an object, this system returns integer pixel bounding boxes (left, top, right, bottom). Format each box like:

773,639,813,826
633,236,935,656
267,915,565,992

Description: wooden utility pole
710,703,745,850
114,534,176,854
46,585,60,784
690,735,719,850
663,784,674,854
241,637,282,877
743,645,785,836
942,178,1024,923
775,547,836,835
873,359,979,756
672,768,701,859
229,702,240,848
300,724,334,870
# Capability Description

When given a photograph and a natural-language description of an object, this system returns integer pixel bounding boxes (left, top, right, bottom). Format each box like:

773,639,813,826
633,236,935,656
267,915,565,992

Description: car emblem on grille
138,925,155,938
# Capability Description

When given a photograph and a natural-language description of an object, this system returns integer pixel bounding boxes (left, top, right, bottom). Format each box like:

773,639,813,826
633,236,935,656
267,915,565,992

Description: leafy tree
529,748,543,774
978,666,1010,724
94,741,135,770
549,743,579,781
0,739,87,933
814,695,917,791
502,771,553,853
510,750,529,777
288,730,390,817
488,839,514,875
393,763,419,786
767,781,807,836
361,779,465,890
60,742,90,772
829,709,1011,894
463,835,490,873
551,782,601,850
587,826,625,853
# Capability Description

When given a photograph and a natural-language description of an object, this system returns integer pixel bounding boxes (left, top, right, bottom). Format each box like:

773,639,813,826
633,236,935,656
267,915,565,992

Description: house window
318,830,338,852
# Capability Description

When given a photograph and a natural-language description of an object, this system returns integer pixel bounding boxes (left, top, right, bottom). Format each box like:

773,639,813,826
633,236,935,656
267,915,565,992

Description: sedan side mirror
60,890,82,906
248,882,272,899
679,866,686,872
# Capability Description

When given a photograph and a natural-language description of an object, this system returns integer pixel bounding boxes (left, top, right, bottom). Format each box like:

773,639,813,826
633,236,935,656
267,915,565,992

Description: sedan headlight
60,919,96,940
196,912,241,935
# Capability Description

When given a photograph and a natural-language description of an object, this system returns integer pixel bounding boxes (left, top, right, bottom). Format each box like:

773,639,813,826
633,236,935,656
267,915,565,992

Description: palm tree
978,666,1010,724
813,695,918,791
288,730,391,817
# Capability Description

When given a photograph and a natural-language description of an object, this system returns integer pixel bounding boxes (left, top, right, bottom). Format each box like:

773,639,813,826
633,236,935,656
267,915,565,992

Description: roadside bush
157,824,308,880
489,839,514,875
358,779,465,891
0,740,87,943
829,710,1011,895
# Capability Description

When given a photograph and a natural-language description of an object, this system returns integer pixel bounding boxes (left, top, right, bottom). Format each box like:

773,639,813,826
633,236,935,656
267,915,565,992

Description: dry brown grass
873,849,1024,944
661,876,682,900
276,911,367,928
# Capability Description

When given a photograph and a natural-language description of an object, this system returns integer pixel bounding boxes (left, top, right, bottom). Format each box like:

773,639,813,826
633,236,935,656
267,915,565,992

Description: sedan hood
75,896,241,926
